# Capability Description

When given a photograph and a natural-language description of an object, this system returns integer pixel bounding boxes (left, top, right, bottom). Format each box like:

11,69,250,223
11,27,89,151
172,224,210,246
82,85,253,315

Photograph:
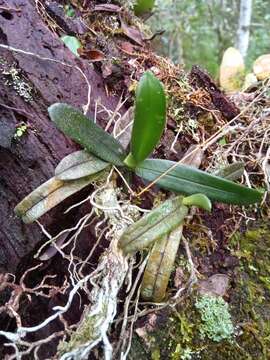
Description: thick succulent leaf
118,196,188,254
141,225,183,302
134,0,155,16
15,172,103,224
213,162,245,181
136,159,262,205
125,71,166,167
48,103,126,166
55,150,109,180
183,194,212,211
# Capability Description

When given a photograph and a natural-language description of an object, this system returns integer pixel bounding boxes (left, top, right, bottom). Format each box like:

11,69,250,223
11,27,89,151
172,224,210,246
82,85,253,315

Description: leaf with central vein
141,225,183,302
15,172,104,224
55,150,110,180
118,196,188,254
136,159,262,205
48,103,126,166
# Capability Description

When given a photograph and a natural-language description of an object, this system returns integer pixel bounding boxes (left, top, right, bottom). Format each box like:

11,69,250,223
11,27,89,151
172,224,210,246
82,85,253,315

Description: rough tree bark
0,0,123,273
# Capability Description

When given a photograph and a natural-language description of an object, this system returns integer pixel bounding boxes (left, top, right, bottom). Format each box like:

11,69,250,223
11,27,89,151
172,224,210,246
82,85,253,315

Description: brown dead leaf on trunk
181,145,204,168
120,17,144,46
93,4,121,13
78,48,105,61
119,41,137,55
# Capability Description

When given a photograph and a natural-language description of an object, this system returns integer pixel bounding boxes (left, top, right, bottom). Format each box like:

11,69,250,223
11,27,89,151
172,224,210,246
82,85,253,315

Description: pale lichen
195,295,234,342
0,58,33,102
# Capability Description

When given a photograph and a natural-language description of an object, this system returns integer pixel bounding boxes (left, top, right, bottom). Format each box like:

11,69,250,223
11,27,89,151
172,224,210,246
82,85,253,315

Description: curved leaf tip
183,194,212,211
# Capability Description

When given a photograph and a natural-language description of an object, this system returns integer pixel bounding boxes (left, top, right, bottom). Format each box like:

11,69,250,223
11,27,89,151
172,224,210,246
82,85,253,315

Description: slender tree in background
236,0,253,58
151,0,270,75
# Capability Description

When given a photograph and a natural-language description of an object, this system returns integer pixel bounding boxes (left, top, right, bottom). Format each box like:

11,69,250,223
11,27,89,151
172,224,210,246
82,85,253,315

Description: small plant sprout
15,71,263,302
14,123,28,139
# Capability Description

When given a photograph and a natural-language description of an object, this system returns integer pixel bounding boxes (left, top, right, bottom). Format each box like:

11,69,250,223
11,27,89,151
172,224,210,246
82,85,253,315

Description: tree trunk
235,0,252,58
0,0,123,273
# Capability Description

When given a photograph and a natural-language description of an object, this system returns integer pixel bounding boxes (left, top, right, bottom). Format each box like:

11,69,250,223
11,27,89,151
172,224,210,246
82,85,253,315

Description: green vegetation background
149,0,270,77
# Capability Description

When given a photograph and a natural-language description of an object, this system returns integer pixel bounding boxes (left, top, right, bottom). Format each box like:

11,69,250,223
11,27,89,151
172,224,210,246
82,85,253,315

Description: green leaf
183,194,212,211
64,5,75,17
118,196,188,254
55,150,110,180
136,159,262,205
61,35,81,56
48,103,127,166
14,172,104,224
218,137,227,146
124,71,166,168
213,162,245,181
134,0,155,16
141,225,183,302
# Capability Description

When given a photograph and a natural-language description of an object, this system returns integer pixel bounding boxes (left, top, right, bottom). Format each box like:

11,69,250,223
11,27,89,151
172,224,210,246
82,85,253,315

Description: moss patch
130,223,270,359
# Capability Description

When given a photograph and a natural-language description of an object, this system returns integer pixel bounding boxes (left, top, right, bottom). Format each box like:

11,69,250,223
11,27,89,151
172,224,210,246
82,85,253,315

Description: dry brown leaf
120,17,144,46
198,274,230,297
78,48,105,61
181,145,204,168
119,41,137,55
93,4,121,12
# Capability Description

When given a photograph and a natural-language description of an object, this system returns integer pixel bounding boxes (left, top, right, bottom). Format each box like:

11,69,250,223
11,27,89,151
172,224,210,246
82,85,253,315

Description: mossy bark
129,224,270,359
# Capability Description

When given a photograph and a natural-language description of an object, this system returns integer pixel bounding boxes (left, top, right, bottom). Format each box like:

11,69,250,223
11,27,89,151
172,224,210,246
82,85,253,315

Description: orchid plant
15,71,262,301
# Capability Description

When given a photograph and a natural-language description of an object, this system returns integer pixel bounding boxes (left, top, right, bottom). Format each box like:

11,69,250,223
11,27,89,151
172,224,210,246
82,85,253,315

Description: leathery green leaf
14,171,104,224
118,196,188,254
183,194,212,211
48,103,126,166
124,71,166,168
136,159,262,205
55,150,110,180
141,224,183,302
134,0,155,16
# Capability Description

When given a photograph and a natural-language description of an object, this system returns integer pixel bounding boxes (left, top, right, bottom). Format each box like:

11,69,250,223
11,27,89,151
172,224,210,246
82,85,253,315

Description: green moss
14,123,28,139
129,224,270,359
57,312,104,355
151,347,160,360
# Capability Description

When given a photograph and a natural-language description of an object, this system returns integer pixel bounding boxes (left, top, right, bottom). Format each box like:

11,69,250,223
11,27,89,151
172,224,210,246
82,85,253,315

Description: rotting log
0,0,123,273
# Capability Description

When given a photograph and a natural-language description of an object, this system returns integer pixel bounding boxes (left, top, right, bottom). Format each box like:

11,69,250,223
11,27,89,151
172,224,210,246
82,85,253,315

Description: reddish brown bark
0,0,122,273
